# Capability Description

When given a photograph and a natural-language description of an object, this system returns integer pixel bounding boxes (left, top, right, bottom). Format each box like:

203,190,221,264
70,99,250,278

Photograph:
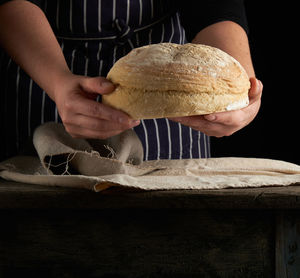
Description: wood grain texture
1,179,300,209
0,209,274,278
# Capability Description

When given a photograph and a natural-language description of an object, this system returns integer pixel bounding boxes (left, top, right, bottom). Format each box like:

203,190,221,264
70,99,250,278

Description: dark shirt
0,0,248,162
0,0,249,38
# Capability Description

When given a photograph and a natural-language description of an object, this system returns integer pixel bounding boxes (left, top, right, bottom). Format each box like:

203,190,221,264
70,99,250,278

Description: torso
0,0,210,161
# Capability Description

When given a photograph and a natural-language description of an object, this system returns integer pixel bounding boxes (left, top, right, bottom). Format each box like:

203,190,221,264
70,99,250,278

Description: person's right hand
52,73,140,139
0,1,140,140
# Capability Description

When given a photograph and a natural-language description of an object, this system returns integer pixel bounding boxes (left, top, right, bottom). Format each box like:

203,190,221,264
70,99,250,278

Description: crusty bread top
107,43,250,96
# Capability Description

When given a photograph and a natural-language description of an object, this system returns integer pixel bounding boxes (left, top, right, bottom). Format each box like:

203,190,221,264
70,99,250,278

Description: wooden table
1,179,300,278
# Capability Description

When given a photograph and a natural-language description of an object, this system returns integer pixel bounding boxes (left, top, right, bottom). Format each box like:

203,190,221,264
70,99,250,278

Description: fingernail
101,81,115,90
204,114,216,121
118,117,126,123
131,120,140,126
256,79,260,86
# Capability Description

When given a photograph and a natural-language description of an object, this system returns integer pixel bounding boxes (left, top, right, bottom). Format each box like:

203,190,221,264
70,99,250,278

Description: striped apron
0,0,210,161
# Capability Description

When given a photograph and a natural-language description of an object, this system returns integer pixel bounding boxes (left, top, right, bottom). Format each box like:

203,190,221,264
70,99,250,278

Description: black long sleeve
0,0,42,7
179,0,249,42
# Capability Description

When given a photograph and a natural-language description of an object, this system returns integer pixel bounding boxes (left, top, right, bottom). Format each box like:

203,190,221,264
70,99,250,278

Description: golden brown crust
103,43,250,119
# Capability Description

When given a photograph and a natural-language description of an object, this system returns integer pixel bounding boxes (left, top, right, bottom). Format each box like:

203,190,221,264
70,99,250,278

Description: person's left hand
168,77,263,137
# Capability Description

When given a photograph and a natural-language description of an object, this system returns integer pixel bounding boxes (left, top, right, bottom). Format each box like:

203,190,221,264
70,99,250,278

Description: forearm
0,0,71,99
192,21,255,78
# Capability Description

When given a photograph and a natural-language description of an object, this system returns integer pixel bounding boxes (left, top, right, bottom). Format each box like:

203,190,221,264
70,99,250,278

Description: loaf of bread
102,43,250,119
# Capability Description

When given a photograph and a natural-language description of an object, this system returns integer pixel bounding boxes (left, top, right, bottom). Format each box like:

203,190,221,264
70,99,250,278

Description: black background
211,1,299,164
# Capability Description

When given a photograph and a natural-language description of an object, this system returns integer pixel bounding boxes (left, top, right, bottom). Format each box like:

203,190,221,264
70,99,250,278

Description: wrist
46,70,75,102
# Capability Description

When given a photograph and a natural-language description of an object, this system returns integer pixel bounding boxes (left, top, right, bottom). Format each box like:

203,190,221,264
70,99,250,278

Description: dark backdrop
211,1,299,164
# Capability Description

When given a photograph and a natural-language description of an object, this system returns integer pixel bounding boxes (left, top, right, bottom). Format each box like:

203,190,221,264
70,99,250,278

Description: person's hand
52,73,140,139
168,77,262,137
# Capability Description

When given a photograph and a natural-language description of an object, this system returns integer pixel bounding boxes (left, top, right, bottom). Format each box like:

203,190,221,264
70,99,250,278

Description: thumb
80,76,115,95
249,77,263,104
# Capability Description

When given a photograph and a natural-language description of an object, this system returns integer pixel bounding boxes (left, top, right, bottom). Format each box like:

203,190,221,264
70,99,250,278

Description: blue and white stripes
0,0,210,161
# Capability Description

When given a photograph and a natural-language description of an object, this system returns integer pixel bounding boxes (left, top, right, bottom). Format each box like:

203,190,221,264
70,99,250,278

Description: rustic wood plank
276,211,288,278
276,211,300,278
1,179,300,209
0,209,274,277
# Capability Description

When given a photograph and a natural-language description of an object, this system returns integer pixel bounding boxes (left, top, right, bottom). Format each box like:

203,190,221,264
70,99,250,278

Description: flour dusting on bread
103,43,250,119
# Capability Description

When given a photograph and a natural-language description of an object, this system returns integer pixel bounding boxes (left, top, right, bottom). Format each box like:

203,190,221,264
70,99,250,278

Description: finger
65,123,125,139
203,78,263,125
169,116,219,134
174,113,241,137
248,77,263,105
203,100,260,129
65,96,136,124
172,111,245,137
169,115,229,134
65,114,140,133
237,77,262,121
80,76,115,95
169,116,236,137
204,109,245,126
